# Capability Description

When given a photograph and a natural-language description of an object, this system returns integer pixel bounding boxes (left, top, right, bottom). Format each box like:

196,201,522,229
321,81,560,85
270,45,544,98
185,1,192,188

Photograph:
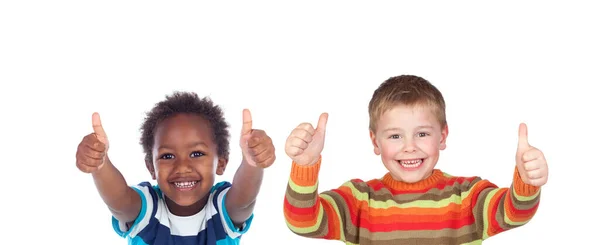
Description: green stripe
344,180,477,209
511,187,540,202
288,178,318,194
461,240,483,245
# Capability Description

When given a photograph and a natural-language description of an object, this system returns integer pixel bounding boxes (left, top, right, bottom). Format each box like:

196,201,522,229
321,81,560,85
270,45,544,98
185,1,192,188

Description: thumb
316,113,328,133
518,123,530,150
92,112,108,145
241,109,253,135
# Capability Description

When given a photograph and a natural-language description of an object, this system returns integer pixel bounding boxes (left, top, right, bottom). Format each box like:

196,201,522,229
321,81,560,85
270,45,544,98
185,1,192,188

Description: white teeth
174,181,197,188
399,159,422,168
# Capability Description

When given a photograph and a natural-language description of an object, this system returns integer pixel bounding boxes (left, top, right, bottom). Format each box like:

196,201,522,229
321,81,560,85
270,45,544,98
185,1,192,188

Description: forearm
283,157,345,241
503,167,541,225
91,156,141,223
226,160,264,226
475,167,541,239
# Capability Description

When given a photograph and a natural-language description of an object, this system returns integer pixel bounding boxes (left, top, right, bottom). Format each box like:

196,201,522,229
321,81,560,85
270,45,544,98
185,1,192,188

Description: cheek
380,141,401,158
155,163,171,179
418,138,441,154
194,160,217,175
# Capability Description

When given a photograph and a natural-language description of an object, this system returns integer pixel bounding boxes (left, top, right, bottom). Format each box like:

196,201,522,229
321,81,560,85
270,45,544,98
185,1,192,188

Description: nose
403,138,417,153
174,158,193,174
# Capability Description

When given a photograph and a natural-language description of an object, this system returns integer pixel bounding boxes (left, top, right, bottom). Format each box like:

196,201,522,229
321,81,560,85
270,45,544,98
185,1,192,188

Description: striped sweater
283,157,541,245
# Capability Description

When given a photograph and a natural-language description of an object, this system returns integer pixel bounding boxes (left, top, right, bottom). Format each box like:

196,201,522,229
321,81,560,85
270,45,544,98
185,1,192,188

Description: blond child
283,75,547,244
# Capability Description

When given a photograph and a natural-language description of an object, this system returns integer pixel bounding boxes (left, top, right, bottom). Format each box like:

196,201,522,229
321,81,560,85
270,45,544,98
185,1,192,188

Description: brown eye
190,151,205,158
160,153,175,159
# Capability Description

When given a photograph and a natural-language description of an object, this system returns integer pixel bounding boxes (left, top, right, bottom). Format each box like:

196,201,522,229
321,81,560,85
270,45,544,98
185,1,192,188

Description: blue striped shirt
112,181,253,245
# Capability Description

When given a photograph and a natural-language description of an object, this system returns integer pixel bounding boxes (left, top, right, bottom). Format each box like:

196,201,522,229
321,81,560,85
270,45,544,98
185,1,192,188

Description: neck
165,194,209,217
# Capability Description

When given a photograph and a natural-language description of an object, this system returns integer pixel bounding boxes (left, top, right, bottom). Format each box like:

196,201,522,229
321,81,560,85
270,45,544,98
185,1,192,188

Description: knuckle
250,148,258,156
257,155,267,162
292,128,303,135
299,130,308,137
96,151,106,159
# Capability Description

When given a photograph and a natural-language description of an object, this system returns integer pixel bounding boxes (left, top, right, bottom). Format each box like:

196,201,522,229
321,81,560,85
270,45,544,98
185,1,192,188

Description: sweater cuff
290,156,322,186
513,166,540,196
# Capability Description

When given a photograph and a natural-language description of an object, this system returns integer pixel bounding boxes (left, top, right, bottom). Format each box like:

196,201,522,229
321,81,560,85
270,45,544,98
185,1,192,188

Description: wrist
92,155,113,178
513,165,540,196
242,158,265,172
242,155,270,169
294,155,321,166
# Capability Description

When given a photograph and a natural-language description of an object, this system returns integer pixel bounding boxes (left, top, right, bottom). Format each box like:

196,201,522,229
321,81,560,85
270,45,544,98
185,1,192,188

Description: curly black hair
140,91,230,164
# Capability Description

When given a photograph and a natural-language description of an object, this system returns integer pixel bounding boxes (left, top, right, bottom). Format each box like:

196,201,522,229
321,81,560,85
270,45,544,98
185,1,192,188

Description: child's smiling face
147,113,227,216
370,104,448,183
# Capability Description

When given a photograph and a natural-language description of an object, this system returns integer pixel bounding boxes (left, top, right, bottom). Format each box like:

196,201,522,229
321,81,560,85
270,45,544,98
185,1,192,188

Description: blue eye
191,151,205,158
160,153,175,159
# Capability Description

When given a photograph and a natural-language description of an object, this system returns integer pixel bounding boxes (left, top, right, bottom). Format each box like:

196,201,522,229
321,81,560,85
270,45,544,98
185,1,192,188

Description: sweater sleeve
283,156,359,242
469,166,541,240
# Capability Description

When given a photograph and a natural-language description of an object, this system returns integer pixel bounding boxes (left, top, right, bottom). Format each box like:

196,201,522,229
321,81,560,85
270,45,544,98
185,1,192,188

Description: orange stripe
512,167,540,196
321,198,341,239
290,173,317,187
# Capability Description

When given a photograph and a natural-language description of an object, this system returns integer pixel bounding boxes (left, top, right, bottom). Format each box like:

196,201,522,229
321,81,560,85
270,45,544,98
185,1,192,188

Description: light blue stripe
220,190,254,235
112,187,147,238
129,236,149,245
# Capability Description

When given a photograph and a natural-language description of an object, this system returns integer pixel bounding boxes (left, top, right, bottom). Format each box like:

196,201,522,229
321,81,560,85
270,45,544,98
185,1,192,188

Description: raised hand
515,123,548,187
239,109,275,168
285,113,328,165
76,112,109,173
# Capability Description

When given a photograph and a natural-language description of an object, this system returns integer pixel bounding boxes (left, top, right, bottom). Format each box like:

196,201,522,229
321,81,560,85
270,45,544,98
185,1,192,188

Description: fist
285,113,328,165
240,109,276,168
515,123,548,187
76,112,109,173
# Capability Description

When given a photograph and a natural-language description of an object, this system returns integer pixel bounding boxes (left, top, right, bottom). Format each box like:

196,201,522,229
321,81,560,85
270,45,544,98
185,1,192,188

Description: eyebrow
158,141,209,150
383,125,434,132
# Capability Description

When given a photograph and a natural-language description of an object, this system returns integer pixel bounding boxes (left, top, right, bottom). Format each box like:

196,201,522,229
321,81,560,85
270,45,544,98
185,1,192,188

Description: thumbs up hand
240,109,276,168
285,113,328,166
515,123,548,187
76,112,109,173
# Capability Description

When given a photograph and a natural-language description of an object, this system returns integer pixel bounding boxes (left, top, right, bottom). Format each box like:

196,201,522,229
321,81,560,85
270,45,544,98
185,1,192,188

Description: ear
216,157,228,175
439,124,449,150
145,159,156,180
370,130,381,155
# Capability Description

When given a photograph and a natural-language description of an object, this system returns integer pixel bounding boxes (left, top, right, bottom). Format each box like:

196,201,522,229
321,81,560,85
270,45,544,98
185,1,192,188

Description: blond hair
368,75,446,132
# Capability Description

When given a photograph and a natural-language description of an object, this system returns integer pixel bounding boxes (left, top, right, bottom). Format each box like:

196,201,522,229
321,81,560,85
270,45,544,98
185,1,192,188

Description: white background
1,1,598,244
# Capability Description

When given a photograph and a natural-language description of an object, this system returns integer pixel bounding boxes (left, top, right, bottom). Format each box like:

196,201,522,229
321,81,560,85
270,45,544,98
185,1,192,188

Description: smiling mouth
172,181,199,189
397,159,423,169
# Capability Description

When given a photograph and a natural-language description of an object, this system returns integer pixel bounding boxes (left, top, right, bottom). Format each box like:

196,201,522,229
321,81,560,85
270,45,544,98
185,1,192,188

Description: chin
175,199,200,206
